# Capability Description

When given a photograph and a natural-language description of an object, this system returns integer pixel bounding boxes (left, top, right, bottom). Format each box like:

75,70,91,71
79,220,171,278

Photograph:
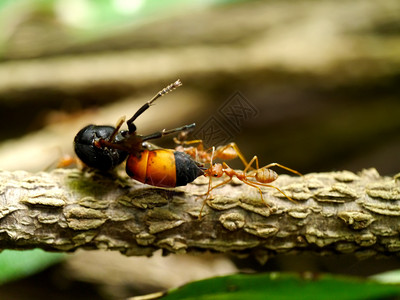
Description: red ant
173,134,301,217
56,154,79,169
199,146,302,218
174,133,248,166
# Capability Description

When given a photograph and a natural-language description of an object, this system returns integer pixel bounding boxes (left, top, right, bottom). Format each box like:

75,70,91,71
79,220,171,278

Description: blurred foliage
163,272,400,300
0,249,64,284
0,0,245,57
372,270,400,284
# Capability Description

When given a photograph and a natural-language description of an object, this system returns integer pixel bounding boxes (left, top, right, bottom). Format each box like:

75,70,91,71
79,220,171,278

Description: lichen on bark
0,168,399,262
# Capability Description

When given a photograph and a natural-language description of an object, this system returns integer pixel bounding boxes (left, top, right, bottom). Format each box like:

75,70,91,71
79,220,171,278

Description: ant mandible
74,80,204,188
199,146,302,217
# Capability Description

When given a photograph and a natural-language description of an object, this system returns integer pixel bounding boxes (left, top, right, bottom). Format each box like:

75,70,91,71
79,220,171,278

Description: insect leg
108,116,126,143
243,155,259,173
244,179,297,204
141,123,196,142
199,176,233,219
241,179,271,208
261,163,302,177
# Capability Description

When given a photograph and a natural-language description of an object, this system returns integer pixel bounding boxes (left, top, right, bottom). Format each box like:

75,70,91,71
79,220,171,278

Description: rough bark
0,167,399,263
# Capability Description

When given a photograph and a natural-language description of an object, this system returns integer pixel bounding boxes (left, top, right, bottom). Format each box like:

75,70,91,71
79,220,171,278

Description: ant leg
199,175,213,220
199,201,208,220
202,146,216,202
199,176,233,219
244,179,297,204
241,179,271,208
174,138,205,148
262,163,302,177
141,123,196,142
126,79,182,133
243,155,259,173
208,176,233,193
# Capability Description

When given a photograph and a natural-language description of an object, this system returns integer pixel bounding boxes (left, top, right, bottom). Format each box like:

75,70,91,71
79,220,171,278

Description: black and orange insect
74,80,204,188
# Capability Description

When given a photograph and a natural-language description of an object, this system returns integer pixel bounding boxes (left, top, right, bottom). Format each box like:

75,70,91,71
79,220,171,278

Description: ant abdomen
215,145,238,161
254,168,278,184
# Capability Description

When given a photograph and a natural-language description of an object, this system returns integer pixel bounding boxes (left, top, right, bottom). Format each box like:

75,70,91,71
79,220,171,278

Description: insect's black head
74,125,128,171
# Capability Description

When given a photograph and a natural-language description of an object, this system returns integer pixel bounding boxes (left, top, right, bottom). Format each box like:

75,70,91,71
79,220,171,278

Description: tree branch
0,168,399,262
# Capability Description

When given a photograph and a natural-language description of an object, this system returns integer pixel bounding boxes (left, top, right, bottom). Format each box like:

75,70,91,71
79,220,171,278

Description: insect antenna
126,79,182,133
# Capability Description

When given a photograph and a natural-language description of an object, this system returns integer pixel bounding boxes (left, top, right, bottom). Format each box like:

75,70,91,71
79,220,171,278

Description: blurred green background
0,0,399,299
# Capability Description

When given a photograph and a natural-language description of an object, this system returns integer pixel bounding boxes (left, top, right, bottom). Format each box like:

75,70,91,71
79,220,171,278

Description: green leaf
0,249,65,284
371,270,400,284
161,273,400,300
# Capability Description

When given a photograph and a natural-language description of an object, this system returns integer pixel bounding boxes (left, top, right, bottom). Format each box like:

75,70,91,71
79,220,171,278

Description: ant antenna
210,146,215,166
127,79,182,133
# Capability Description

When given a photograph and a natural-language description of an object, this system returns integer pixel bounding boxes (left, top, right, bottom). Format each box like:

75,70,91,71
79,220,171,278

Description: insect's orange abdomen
126,149,177,187
126,150,148,184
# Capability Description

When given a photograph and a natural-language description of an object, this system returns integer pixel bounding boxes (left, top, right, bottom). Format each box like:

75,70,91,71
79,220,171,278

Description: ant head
205,163,223,177
74,125,128,171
